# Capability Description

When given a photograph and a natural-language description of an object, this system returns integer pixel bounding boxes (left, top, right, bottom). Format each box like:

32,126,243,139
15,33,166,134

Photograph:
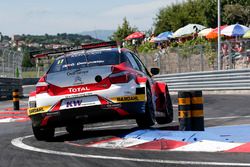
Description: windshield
48,50,120,73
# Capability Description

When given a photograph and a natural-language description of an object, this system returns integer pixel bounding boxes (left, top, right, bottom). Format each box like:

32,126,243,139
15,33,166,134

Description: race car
27,41,173,140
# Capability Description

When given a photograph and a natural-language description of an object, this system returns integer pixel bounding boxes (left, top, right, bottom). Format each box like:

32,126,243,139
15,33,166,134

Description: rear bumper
30,101,145,128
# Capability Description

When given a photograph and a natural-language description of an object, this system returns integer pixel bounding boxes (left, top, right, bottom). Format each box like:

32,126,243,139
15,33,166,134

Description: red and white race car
27,42,173,140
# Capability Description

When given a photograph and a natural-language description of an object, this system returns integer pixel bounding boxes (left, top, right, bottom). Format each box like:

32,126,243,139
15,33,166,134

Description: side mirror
150,68,160,75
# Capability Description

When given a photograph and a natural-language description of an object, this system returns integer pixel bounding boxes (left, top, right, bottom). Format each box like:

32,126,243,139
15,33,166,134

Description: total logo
68,87,90,93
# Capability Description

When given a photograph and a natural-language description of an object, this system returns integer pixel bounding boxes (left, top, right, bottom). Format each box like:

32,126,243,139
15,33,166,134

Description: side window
131,53,151,76
125,52,140,71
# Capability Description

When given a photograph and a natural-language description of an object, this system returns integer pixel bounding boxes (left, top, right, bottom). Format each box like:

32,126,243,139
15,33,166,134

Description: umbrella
206,25,228,39
173,24,206,38
125,32,145,40
152,31,173,42
198,28,213,37
221,23,249,37
155,31,173,40
243,29,250,38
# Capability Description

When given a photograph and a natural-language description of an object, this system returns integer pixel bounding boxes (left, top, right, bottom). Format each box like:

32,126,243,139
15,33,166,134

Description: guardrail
0,78,23,99
153,69,250,91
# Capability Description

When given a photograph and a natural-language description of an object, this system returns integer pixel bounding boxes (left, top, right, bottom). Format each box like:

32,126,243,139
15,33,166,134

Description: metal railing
153,69,250,91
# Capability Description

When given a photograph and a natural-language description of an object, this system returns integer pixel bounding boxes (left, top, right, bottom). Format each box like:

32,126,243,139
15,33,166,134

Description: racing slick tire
156,88,173,124
66,123,83,136
136,87,155,128
32,126,55,141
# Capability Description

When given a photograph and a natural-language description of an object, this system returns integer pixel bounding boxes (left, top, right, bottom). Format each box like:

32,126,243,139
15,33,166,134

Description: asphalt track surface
1,94,250,167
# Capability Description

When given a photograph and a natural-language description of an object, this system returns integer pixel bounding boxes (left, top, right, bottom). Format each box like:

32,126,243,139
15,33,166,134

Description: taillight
109,71,131,84
36,75,49,94
36,85,49,94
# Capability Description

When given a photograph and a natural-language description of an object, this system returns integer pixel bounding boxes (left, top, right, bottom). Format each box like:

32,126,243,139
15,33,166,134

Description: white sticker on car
60,96,101,110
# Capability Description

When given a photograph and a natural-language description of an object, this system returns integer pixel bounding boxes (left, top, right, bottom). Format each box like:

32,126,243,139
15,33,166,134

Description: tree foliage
110,18,137,42
154,0,250,35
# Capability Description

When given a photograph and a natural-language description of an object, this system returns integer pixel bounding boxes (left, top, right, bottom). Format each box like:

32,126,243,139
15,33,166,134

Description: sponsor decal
65,93,93,99
117,96,138,101
62,63,75,69
57,59,64,65
68,87,90,93
66,100,82,107
76,60,104,66
111,95,145,103
67,69,88,76
64,100,96,108
27,106,51,116
60,96,101,110
101,103,122,109
74,76,83,85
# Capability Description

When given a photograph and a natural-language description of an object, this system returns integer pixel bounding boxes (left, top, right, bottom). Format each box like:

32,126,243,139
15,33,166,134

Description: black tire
136,87,155,128
66,123,83,136
156,89,173,124
32,126,55,141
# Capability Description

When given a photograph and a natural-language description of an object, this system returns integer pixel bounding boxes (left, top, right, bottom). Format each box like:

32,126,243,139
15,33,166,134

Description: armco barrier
154,69,250,91
0,78,22,99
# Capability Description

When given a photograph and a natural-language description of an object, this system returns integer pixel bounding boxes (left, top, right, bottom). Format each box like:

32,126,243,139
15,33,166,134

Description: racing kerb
153,68,250,91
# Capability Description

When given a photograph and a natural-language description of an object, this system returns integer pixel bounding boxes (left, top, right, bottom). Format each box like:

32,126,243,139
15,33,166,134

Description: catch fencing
0,48,23,78
139,39,250,74
0,47,23,98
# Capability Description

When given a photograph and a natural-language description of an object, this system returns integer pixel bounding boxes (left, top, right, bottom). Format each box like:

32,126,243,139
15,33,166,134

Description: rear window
48,50,120,73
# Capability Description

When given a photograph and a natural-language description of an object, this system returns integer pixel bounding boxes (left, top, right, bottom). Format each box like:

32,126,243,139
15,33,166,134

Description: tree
110,18,137,42
22,47,34,67
154,0,250,34
154,0,207,35
223,4,250,26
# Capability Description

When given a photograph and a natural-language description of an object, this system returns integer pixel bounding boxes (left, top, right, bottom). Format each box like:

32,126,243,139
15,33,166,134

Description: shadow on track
47,125,179,143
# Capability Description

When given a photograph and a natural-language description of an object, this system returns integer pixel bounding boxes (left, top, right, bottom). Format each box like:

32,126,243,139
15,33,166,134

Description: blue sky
0,0,181,36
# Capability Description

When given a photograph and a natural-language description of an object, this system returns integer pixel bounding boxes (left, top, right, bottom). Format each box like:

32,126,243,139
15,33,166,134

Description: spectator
221,43,228,57
233,42,243,53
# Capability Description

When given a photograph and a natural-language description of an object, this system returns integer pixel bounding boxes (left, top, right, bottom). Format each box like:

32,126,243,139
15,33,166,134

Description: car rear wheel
156,88,173,124
32,126,55,141
136,87,155,128
66,123,83,136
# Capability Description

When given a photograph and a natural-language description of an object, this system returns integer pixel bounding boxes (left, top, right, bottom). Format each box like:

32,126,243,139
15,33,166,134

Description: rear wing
30,41,120,58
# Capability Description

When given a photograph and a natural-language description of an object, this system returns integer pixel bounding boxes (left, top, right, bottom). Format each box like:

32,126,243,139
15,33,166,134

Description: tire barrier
13,89,20,110
178,91,204,131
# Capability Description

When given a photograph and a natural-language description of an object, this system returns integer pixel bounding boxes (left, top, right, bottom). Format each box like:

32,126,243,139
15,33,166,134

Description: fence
139,39,250,74
0,48,23,78
153,68,250,91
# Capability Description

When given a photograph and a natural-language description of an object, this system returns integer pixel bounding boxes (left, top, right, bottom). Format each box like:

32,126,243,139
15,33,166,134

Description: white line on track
205,115,250,120
11,134,250,166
